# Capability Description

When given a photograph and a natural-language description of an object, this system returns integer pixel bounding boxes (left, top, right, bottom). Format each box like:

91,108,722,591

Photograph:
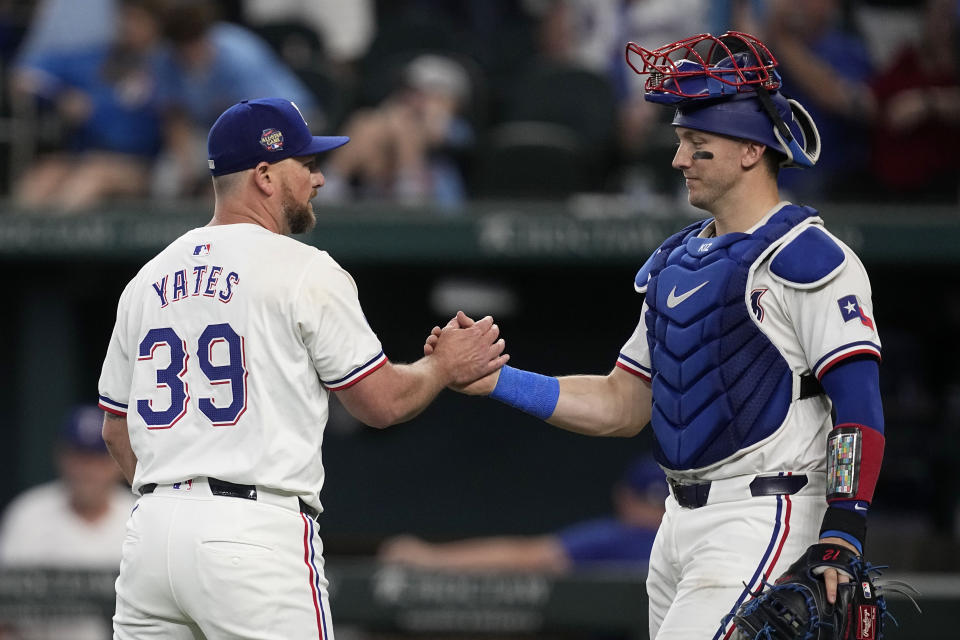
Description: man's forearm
374,358,447,427
549,372,651,437
102,413,137,484
335,358,447,429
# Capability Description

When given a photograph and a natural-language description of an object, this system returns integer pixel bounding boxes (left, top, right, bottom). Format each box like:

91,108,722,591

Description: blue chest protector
638,205,819,471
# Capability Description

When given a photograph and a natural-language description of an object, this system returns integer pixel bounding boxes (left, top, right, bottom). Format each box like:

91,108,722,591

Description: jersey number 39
137,323,248,428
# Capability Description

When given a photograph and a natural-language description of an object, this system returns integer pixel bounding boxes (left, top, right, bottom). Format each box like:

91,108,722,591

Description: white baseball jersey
616,203,881,481
98,223,387,512
615,203,882,639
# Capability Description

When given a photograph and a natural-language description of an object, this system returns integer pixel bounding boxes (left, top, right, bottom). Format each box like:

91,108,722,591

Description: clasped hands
424,311,505,394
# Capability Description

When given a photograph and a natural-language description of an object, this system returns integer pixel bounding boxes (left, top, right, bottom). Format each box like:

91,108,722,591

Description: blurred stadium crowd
0,2,958,636
0,0,956,213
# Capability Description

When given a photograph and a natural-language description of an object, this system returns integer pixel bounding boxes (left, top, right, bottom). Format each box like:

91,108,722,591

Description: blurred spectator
761,0,877,201
241,0,375,70
525,0,708,198
10,0,164,213
151,0,322,198
365,0,535,100
379,455,666,572
528,0,706,77
385,0,526,41
868,0,960,202
319,53,475,208
709,0,766,36
0,405,136,639
0,2,34,63
13,0,116,68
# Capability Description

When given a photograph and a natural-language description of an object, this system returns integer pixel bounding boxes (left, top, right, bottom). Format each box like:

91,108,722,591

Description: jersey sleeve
296,254,387,390
616,302,651,381
98,280,137,416
779,242,883,551
782,246,881,379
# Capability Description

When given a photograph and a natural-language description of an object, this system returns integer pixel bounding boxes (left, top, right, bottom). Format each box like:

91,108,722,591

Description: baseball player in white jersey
97,97,508,640
429,33,886,639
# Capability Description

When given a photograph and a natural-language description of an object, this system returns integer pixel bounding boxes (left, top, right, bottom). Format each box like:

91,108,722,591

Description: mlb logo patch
193,243,211,256
837,294,874,330
260,128,284,151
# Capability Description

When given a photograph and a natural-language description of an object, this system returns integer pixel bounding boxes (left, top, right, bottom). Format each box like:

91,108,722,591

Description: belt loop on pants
669,474,809,509
138,477,320,520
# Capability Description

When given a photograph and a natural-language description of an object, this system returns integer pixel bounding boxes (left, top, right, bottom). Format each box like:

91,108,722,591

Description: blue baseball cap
620,454,668,501
207,98,349,176
59,405,108,454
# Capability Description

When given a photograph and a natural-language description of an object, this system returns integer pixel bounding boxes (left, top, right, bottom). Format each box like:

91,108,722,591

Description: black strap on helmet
753,85,795,144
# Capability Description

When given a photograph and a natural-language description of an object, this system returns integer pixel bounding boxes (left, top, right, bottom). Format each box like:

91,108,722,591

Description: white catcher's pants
113,479,333,640
647,472,827,640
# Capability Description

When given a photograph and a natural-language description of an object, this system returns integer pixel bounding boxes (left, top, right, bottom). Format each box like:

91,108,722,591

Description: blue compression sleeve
490,365,560,420
818,358,884,551
819,357,884,434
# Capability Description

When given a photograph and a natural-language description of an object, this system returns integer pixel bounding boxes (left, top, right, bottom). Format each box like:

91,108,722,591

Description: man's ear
252,162,275,196
741,141,767,170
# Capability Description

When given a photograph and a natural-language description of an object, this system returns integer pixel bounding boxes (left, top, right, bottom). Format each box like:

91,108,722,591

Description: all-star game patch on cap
207,97,349,176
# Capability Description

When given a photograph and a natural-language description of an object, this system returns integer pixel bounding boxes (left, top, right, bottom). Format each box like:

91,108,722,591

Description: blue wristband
490,365,560,420
820,530,863,554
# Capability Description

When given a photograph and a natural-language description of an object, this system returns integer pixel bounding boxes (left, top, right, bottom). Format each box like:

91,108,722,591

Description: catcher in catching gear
730,542,887,639
440,30,895,639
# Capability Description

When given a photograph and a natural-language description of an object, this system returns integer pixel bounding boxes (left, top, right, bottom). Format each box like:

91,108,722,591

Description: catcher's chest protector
643,205,819,470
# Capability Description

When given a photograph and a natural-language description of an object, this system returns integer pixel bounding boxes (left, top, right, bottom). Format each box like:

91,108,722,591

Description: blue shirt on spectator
154,22,319,130
777,30,874,197
557,517,658,567
18,44,163,157
14,0,116,68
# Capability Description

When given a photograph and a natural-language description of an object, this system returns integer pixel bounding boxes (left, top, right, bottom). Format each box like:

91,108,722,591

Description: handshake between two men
423,311,506,395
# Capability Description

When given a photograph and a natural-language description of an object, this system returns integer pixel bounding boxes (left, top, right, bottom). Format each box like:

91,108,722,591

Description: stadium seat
470,121,588,200
500,62,617,152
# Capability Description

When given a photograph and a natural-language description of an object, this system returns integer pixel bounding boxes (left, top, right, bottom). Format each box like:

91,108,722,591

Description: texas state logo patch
260,128,284,151
837,294,874,330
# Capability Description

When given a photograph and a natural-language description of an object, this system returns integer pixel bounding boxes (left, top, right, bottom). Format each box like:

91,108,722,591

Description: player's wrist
819,505,866,553
425,350,461,388
489,365,559,420
818,534,861,555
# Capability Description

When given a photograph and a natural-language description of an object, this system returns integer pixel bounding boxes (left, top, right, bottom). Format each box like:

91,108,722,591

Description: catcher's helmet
625,32,820,169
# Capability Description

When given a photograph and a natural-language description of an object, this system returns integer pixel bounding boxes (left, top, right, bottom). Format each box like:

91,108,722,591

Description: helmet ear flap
774,98,821,168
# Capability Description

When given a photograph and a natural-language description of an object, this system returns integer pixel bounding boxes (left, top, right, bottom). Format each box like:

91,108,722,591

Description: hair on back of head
763,148,783,178
212,170,245,197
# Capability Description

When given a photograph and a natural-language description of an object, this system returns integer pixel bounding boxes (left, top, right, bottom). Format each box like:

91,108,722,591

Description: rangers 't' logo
750,288,768,322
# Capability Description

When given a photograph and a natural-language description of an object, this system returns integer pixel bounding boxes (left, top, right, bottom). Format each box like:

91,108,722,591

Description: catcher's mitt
729,542,914,640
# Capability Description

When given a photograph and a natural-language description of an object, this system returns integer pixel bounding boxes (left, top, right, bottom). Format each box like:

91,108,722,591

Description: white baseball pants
647,472,827,639
113,479,333,640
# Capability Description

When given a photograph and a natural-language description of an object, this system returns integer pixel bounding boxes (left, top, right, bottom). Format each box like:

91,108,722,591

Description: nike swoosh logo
666,281,709,308
854,503,867,511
